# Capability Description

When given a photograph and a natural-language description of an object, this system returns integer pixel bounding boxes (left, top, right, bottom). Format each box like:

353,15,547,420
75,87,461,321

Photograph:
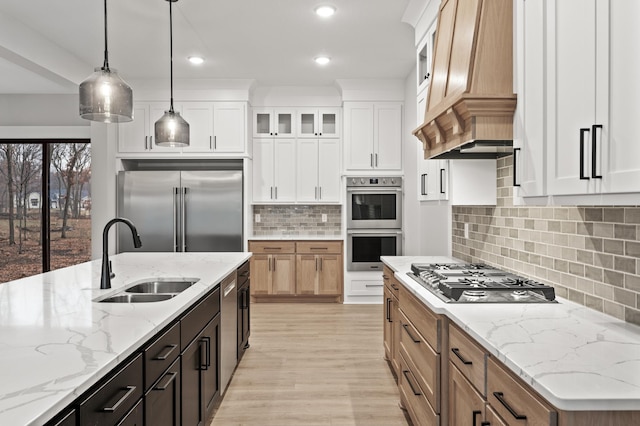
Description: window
0,140,91,283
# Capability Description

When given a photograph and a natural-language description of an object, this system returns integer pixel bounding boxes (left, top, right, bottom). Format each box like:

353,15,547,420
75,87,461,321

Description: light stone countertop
381,256,640,412
0,251,251,426
249,235,343,240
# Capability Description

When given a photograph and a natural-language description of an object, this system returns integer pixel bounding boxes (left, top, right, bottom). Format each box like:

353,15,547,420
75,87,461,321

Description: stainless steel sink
99,293,175,303
125,280,197,294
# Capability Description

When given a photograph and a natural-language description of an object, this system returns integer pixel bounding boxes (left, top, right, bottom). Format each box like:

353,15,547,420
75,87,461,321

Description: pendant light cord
103,0,110,70
169,0,175,113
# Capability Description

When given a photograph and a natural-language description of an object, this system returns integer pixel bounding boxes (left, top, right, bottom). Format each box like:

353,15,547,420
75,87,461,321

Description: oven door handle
346,187,402,193
347,230,403,236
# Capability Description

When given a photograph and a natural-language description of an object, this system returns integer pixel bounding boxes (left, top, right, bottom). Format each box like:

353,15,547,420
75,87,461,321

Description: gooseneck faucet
101,217,142,289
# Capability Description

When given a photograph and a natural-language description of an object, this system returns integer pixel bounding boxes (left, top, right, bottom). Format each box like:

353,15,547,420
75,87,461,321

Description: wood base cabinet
250,240,343,302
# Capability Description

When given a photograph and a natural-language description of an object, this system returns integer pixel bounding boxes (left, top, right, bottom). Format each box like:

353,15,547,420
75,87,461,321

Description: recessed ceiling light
314,56,331,65
315,5,336,17
188,56,204,65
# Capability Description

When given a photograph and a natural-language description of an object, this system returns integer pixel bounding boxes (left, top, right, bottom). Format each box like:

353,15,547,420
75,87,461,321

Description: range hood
414,0,517,160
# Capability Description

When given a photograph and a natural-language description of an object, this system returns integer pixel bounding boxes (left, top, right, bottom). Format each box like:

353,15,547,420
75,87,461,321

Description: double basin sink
96,278,199,303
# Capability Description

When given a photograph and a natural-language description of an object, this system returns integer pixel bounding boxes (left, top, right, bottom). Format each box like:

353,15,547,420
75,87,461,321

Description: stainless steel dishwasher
220,272,238,392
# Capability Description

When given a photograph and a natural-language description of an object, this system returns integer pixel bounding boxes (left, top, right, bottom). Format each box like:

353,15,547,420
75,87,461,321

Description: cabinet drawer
399,286,441,352
237,260,250,286
144,321,181,391
296,241,342,253
181,287,221,350
383,265,400,296
399,352,440,426
449,323,487,397
79,353,143,426
399,311,440,413
350,279,384,296
487,357,557,425
249,241,296,253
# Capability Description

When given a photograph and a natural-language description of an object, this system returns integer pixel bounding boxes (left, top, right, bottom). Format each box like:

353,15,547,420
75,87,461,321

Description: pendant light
79,0,133,123
155,0,189,147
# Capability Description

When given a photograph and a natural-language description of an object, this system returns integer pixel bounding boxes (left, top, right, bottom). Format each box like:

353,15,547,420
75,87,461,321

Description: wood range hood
413,0,517,160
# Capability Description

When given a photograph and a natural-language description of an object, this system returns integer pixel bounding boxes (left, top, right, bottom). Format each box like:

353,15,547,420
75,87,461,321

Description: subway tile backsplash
252,205,341,237
452,155,640,326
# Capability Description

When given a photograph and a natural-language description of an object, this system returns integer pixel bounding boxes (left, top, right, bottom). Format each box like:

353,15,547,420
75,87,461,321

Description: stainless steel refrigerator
117,169,243,253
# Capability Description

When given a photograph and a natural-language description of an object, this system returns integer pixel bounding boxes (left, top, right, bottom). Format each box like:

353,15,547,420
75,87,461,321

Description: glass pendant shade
79,67,133,123
155,110,190,147
79,0,133,123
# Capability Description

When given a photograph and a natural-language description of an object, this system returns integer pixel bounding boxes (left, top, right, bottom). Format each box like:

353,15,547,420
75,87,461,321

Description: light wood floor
210,303,411,426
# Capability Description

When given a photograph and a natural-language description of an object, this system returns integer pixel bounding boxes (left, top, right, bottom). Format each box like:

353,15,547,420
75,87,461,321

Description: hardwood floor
210,303,411,425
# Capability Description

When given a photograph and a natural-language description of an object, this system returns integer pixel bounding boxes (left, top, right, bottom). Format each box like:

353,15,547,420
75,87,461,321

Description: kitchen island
0,251,250,426
382,256,640,424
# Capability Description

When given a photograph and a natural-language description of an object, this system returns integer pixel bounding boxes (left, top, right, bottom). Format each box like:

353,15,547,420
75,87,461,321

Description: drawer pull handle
473,410,482,426
451,347,473,365
103,385,136,412
382,274,389,279
365,284,383,287
402,370,422,396
309,247,328,250
154,371,178,391
386,298,392,322
390,283,399,290
264,247,282,250
402,324,421,343
153,344,178,361
493,392,527,420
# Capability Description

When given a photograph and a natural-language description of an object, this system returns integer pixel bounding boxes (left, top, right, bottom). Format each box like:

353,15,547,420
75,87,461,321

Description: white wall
402,68,452,256
0,94,88,126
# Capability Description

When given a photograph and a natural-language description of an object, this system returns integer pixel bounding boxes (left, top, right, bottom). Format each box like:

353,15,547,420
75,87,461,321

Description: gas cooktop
408,263,556,303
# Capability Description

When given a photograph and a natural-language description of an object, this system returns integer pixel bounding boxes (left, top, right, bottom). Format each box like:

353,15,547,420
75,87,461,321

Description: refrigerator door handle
182,187,188,252
173,187,179,252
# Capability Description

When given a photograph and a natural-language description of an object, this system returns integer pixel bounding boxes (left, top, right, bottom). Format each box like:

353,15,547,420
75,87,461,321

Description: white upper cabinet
417,21,437,94
296,108,341,138
252,138,296,203
515,0,640,202
118,102,182,154
118,101,246,156
296,139,341,203
252,108,295,138
344,102,402,171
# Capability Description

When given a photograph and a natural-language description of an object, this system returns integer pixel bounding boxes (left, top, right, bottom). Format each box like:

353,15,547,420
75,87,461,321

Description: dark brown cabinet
118,399,143,426
145,357,181,426
78,354,143,426
182,315,221,426
49,409,76,426
237,261,250,361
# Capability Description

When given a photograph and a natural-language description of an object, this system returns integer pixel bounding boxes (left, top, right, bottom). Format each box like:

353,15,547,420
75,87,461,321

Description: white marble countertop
0,251,251,426
249,235,343,241
381,256,640,412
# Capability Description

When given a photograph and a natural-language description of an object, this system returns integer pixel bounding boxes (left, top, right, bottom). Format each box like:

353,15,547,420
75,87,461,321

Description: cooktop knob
390,178,395,184
382,179,387,184
351,178,356,184
360,178,365,184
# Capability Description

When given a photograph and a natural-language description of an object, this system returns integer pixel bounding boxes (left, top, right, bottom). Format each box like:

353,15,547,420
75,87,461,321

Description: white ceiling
0,0,416,94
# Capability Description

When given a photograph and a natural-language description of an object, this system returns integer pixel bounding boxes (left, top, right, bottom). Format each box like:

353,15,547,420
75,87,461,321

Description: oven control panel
347,176,402,187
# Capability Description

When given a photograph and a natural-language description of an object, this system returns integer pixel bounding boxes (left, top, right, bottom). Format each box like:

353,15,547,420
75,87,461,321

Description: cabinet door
213,102,246,153
317,254,342,295
420,160,447,201
383,286,393,360
296,254,318,294
546,0,597,195
275,109,295,137
117,399,143,426
254,109,273,137
513,0,546,197
273,139,296,202
449,363,484,426
249,254,270,295
297,108,318,138
181,102,214,153
374,103,402,170
202,315,221,415
602,1,640,193
272,254,296,294
252,139,275,202
391,296,401,376
319,108,340,138
296,139,320,202
344,103,374,170
317,139,341,202
145,358,181,426
118,103,150,153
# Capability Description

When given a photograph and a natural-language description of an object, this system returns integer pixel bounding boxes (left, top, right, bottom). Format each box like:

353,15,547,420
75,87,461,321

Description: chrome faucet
101,217,142,289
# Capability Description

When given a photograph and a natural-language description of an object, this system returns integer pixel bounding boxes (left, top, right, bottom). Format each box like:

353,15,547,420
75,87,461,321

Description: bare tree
12,145,41,252
0,144,16,245
51,143,89,238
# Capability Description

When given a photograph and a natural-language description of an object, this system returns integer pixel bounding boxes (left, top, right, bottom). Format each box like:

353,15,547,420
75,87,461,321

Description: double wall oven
346,176,402,271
